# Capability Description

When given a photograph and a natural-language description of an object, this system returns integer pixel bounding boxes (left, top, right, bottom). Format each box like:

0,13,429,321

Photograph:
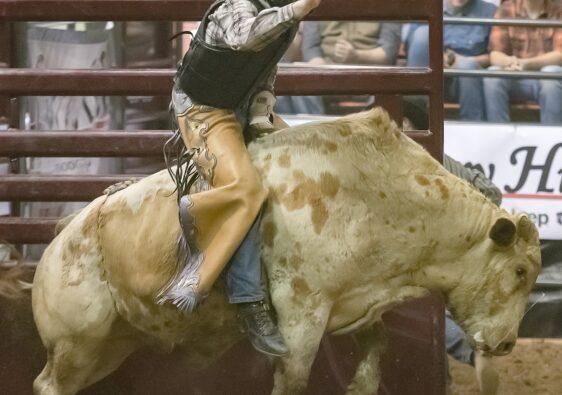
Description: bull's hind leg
271,295,332,395
346,323,387,395
32,202,141,395
33,318,140,395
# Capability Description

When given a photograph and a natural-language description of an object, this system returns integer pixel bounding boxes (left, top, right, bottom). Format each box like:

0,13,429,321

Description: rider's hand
293,0,322,19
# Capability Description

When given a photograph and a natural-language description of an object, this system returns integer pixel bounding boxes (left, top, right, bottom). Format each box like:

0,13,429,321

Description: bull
32,109,541,394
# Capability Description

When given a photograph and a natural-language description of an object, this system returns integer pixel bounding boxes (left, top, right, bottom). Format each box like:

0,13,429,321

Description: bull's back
98,170,182,300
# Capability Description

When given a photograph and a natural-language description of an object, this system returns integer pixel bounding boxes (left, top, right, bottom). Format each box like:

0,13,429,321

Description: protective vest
176,0,298,110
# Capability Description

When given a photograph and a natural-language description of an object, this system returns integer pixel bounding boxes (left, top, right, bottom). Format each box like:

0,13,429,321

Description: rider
160,0,322,356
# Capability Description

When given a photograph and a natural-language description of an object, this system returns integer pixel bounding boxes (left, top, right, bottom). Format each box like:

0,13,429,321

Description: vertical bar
0,22,12,124
376,94,403,127
428,0,444,163
428,1,446,395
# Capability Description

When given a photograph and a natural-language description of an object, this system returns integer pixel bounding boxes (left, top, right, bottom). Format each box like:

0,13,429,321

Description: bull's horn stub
474,331,484,344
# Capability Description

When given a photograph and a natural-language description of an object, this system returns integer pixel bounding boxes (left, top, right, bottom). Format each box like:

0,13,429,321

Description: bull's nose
495,340,515,355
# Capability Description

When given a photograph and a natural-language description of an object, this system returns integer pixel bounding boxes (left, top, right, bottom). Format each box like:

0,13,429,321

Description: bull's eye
516,267,527,280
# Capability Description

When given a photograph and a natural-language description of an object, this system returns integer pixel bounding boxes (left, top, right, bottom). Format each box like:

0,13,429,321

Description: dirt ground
449,339,562,395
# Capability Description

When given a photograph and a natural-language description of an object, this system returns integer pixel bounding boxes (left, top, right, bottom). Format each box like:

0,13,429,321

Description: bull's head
446,214,541,356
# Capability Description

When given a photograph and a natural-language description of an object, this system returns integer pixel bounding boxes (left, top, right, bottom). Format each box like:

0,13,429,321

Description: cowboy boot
238,300,288,356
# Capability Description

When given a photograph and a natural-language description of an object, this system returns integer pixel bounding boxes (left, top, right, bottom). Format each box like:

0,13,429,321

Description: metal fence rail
444,16,562,28
0,67,434,96
0,0,435,21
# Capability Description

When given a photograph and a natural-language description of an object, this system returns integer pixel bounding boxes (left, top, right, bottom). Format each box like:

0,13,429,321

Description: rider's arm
209,0,320,52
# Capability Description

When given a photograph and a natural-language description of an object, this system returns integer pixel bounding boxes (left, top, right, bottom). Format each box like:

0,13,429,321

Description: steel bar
444,69,562,80
0,131,169,156
444,16,562,28
0,175,138,201
0,0,433,22
0,217,58,244
0,67,433,96
0,130,434,157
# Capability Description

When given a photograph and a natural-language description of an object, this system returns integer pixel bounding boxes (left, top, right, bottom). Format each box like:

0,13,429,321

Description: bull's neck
409,182,497,294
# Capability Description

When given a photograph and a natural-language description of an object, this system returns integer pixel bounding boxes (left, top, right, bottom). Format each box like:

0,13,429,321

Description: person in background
303,21,401,66
484,0,562,124
299,21,401,114
275,23,327,115
404,0,497,121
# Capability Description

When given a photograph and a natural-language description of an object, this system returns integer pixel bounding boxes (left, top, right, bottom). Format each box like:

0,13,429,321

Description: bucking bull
32,109,541,394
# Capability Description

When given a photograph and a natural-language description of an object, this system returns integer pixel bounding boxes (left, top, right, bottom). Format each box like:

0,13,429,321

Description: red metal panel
0,175,134,201
0,131,170,157
0,217,58,244
0,130,434,157
0,0,434,22
0,67,433,96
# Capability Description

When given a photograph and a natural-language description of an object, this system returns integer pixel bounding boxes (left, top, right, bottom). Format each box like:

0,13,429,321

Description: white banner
445,122,562,240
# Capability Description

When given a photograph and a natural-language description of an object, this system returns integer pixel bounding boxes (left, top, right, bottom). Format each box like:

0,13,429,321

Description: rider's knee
229,175,268,214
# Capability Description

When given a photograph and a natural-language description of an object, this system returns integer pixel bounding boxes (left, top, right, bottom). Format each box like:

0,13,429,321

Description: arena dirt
449,339,562,395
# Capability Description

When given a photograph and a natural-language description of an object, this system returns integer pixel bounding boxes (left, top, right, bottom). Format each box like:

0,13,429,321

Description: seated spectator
304,21,401,66
301,21,401,114
275,23,326,115
484,0,562,124
405,0,497,121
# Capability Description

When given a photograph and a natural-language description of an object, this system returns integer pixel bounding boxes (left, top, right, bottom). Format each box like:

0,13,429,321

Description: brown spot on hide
279,257,288,267
278,153,291,168
289,255,303,269
319,172,340,199
262,222,277,248
339,127,352,137
310,199,329,235
325,141,338,152
415,175,430,186
465,235,472,242
379,191,387,199
434,178,450,200
276,171,334,234
408,226,416,233
295,242,302,253
291,277,311,295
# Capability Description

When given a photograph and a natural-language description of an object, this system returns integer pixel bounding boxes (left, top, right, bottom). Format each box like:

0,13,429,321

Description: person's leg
538,65,562,124
274,96,296,114
483,66,513,123
274,96,325,115
226,213,264,304
451,57,486,121
445,315,474,366
405,24,429,67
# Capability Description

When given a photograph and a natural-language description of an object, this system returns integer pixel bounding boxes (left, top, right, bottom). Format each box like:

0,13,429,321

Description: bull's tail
54,210,82,236
0,245,31,299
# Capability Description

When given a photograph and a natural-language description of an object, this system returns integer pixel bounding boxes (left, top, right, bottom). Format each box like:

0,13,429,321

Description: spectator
303,21,401,66
275,23,326,115
301,21,401,114
405,0,497,121
484,0,562,124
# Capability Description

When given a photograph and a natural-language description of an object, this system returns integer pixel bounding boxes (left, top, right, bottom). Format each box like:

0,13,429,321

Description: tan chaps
175,106,286,296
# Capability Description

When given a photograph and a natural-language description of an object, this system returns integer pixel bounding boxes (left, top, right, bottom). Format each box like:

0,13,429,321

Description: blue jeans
406,25,486,121
275,95,325,115
483,65,562,124
446,315,474,366
225,214,265,304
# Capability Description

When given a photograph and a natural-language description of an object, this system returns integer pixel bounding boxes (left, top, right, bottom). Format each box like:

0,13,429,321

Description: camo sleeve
443,154,502,207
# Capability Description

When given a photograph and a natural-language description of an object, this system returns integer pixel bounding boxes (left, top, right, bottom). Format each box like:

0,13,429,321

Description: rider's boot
238,300,288,356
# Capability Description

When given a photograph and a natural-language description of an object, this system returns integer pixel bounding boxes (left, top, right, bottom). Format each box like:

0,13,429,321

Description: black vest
176,0,298,111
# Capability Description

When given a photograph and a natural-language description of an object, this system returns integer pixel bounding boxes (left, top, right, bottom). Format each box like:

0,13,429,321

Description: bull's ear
517,215,538,242
489,217,517,247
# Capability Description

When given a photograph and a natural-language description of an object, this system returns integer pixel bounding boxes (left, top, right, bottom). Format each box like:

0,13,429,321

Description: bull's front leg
270,288,332,395
346,323,387,395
